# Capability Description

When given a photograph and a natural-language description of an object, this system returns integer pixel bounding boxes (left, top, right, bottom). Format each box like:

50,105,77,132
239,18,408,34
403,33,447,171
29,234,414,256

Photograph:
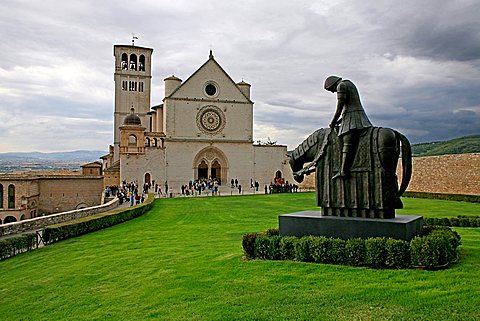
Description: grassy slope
412,135,480,156
0,193,479,320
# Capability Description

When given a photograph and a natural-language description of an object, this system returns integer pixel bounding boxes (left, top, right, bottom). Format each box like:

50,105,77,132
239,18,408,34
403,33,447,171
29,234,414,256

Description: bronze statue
289,77,412,219
325,76,372,179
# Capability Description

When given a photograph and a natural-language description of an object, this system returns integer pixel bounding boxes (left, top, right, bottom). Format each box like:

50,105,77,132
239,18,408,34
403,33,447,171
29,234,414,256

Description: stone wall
38,176,103,214
298,153,480,196
406,153,480,195
0,198,119,237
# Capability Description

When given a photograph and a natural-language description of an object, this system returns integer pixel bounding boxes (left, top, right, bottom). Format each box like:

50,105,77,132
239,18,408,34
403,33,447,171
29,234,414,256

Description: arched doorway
198,161,208,180
193,147,229,184
275,170,284,184
211,160,221,181
144,173,151,185
275,170,282,179
4,216,17,224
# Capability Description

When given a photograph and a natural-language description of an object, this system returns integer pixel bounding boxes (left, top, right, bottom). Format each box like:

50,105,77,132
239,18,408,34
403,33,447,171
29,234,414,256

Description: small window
8,184,15,209
139,82,144,92
128,135,137,146
205,83,217,96
122,81,127,91
0,183,3,208
129,81,137,91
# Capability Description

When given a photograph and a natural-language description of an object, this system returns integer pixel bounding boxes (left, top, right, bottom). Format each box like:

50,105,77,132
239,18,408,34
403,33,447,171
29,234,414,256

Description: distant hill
412,135,480,156
0,150,106,173
0,150,106,161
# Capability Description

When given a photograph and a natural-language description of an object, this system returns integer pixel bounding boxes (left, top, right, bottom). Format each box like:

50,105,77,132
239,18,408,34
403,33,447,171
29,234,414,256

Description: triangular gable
166,54,253,103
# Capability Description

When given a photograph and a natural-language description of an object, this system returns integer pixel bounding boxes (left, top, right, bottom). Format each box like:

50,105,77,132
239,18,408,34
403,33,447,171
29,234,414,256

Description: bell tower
113,43,153,160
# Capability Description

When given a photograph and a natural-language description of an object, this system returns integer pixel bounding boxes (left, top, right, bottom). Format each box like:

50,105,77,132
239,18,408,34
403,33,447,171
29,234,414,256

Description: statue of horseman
289,76,412,219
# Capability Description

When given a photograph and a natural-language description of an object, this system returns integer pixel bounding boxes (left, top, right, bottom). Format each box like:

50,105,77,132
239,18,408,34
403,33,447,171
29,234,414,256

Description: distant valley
0,150,106,173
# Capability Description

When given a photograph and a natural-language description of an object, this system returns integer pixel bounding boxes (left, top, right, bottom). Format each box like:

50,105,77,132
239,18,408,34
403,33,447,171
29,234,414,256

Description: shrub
265,228,279,237
403,191,480,203
243,226,460,269
410,227,460,268
279,236,297,260
242,233,257,259
411,236,442,267
254,235,270,259
365,238,387,268
268,236,282,260
385,238,410,268
450,217,459,227
429,229,461,262
345,238,366,266
423,215,480,228
43,195,154,244
330,238,347,265
0,233,37,261
470,217,478,227
310,237,328,264
295,236,315,262
310,237,346,264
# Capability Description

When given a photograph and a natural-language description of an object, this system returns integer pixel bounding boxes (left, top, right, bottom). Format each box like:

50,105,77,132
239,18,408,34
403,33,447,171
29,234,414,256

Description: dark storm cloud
403,22,480,62
0,0,479,151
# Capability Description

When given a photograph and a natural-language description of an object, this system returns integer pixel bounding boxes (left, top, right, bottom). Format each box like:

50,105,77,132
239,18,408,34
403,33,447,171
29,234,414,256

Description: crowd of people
268,181,299,193
179,178,221,196
105,175,301,206
104,181,149,207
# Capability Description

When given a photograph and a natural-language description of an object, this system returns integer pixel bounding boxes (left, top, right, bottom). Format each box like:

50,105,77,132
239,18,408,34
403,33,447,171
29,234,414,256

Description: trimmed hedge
423,215,480,227
43,194,155,244
411,227,461,267
0,233,37,261
242,226,461,269
403,191,480,203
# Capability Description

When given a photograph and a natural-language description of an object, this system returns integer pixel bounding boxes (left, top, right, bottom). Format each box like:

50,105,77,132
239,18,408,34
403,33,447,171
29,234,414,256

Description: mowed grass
0,193,479,320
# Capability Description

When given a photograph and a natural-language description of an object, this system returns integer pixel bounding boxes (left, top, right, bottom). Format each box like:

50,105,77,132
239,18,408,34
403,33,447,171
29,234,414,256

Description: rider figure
324,76,373,179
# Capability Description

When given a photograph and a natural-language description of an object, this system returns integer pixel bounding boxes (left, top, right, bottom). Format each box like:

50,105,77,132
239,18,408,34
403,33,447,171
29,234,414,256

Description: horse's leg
377,128,399,173
377,128,402,216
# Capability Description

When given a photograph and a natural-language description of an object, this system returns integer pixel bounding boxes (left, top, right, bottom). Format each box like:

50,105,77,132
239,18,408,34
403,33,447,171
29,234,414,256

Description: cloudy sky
1,0,479,152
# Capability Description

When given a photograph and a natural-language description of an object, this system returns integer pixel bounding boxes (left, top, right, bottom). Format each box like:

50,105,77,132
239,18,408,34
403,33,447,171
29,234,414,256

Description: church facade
103,44,292,193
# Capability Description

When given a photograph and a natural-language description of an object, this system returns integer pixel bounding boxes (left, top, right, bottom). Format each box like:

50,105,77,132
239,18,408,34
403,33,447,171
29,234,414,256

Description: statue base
279,211,423,241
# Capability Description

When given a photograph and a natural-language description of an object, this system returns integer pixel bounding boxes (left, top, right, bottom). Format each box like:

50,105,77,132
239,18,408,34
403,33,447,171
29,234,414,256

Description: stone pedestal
279,211,423,241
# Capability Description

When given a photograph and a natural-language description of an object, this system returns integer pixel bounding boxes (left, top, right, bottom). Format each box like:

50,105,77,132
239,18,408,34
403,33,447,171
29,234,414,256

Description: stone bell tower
113,43,153,160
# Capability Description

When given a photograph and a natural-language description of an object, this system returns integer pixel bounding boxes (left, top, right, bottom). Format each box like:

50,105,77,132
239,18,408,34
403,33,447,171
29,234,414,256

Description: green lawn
398,197,480,217
0,193,479,320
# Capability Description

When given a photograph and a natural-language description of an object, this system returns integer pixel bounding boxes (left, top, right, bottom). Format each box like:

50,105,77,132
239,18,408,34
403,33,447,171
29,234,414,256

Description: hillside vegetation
412,135,480,156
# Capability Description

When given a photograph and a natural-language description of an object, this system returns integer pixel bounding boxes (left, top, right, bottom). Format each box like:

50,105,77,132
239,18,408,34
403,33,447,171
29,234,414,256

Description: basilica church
102,43,293,193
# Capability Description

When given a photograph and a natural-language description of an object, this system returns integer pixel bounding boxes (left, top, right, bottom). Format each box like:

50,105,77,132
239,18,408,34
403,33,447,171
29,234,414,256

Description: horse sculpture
289,126,412,219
